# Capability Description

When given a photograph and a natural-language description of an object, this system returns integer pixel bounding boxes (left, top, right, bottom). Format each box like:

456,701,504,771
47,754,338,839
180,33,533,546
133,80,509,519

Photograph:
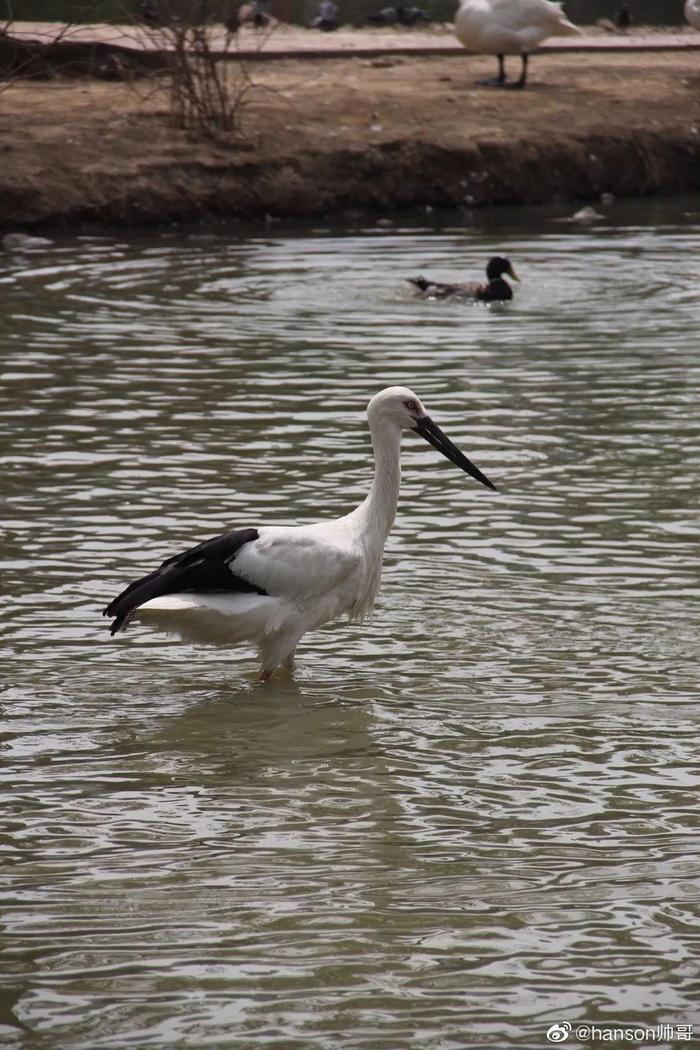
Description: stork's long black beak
413,416,497,491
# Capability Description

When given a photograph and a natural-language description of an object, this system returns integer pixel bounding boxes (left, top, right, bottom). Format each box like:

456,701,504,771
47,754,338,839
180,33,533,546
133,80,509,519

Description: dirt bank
2,46,700,230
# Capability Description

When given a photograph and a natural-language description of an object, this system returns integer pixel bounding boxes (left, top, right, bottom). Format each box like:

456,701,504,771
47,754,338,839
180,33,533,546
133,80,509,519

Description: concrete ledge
6,22,700,65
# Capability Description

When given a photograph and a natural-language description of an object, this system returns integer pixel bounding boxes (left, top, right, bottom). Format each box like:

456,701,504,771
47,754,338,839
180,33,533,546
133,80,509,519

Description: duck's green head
487,256,519,282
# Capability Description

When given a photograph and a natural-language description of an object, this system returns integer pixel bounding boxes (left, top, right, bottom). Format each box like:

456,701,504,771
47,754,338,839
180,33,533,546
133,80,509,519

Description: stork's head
367,386,497,491
367,386,428,430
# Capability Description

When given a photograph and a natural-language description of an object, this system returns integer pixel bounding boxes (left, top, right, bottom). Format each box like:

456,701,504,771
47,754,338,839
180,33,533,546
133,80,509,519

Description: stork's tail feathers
103,527,264,636
108,610,134,635
104,563,177,634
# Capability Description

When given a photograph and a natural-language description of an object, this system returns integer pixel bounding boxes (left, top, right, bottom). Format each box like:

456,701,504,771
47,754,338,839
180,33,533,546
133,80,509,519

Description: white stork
104,387,497,681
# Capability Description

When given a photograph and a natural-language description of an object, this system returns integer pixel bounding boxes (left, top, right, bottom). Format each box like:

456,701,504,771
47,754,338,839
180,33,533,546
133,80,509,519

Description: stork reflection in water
104,387,497,680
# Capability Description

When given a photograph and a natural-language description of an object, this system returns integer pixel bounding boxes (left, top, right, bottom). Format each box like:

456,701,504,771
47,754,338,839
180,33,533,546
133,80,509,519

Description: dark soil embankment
1,50,700,230
0,33,169,81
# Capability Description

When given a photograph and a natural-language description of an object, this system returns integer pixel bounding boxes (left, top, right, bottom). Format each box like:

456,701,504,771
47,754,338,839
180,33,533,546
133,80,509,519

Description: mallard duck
686,0,700,31
407,255,519,302
455,0,581,89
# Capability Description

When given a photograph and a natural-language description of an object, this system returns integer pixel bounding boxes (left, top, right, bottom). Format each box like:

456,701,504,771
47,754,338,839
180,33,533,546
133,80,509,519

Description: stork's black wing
104,527,266,635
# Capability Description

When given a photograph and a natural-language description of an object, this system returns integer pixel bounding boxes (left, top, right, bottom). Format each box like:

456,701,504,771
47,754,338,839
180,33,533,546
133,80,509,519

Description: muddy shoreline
2,47,700,232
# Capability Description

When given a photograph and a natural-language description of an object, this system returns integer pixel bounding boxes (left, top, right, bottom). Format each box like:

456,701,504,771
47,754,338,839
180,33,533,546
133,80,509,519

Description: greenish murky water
1,198,699,1049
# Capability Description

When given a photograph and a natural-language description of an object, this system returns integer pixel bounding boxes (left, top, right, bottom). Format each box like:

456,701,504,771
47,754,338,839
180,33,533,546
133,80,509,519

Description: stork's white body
455,0,580,56
106,387,496,680
136,488,393,673
686,0,700,31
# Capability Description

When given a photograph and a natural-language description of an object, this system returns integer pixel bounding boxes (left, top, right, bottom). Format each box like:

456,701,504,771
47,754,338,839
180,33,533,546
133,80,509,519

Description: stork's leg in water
258,644,297,683
476,53,506,87
282,650,296,674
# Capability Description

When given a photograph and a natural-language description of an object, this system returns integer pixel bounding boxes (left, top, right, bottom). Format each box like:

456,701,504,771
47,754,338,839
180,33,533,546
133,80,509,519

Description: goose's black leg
476,53,506,87
505,52,528,90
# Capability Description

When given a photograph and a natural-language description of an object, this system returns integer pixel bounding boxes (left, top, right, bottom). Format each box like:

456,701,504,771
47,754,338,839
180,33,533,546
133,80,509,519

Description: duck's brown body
408,276,512,302
407,256,518,303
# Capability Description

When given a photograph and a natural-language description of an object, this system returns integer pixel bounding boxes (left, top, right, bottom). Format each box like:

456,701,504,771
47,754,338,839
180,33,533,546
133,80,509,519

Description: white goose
686,0,700,31
455,0,581,89
104,387,497,681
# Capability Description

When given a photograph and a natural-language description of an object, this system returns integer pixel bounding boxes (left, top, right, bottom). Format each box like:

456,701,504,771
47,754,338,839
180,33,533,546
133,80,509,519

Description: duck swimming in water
407,256,519,302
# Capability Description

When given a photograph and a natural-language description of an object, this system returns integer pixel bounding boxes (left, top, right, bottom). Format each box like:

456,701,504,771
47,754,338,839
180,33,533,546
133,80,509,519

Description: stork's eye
405,400,417,411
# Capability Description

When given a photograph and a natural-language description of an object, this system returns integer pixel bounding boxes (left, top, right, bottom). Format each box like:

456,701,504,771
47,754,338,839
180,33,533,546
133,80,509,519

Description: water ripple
2,199,700,1048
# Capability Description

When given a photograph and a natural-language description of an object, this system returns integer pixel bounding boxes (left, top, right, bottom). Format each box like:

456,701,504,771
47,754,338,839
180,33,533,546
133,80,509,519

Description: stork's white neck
353,419,402,547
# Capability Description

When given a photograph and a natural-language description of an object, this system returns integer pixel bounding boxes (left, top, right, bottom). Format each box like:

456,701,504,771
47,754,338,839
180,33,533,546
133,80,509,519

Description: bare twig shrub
141,0,272,134
0,0,75,92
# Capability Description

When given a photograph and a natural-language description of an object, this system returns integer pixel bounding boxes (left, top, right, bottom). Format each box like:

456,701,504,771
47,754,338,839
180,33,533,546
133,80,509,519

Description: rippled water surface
2,199,700,1049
